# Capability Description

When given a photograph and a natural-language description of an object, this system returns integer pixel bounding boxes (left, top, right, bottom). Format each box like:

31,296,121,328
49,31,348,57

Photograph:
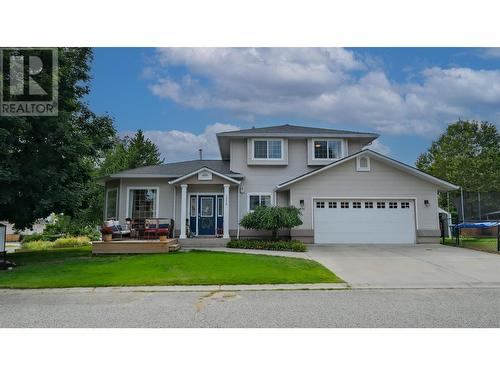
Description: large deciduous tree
416,120,500,215
416,120,500,191
0,48,115,229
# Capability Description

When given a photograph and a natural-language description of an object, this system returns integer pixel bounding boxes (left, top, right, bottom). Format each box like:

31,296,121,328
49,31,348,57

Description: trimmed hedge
227,239,307,252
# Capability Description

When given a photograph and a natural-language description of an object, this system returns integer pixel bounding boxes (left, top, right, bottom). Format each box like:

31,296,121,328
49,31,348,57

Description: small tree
239,206,303,239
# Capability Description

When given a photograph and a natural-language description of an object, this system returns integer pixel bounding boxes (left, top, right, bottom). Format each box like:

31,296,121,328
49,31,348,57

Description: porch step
168,243,181,252
178,237,230,248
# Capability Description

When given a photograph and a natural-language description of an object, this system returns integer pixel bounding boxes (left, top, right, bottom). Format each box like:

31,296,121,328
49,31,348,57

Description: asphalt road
1,288,499,328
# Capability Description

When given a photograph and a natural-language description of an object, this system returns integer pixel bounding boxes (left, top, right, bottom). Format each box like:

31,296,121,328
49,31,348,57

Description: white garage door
314,199,416,244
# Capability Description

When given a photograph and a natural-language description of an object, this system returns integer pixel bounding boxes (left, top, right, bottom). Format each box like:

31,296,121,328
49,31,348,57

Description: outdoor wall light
300,199,305,208
424,200,430,207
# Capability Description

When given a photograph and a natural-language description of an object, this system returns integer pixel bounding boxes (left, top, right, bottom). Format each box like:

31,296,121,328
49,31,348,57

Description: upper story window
313,139,342,160
253,139,283,160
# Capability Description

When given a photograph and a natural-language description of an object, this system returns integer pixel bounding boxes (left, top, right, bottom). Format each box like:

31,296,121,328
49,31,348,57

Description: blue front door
198,196,216,235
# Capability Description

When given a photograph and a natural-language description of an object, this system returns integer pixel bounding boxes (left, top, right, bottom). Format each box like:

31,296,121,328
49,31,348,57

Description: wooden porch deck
92,239,180,254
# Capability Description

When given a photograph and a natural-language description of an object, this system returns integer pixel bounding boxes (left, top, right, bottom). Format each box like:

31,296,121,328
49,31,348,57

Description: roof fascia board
109,174,179,179
217,132,378,139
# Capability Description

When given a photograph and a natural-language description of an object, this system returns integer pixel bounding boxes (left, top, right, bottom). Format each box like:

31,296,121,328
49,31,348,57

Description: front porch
92,239,180,254
169,167,241,240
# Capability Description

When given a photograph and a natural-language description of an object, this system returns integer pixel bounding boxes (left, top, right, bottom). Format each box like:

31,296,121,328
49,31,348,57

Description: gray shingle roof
108,160,240,178
217,124,379,137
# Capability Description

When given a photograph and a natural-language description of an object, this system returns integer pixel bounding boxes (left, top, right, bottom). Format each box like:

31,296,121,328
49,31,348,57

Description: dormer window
252,139,283,160
313,139,343,160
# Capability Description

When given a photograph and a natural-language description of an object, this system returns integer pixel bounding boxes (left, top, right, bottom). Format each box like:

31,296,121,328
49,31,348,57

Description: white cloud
363,139,391,156
480,48,500,59
123,123,240,162
146,48,500,136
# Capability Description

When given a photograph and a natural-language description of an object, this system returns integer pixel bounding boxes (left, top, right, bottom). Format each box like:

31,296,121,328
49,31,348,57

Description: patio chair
159,218,175,238
144,218,159,240
105,220,131,240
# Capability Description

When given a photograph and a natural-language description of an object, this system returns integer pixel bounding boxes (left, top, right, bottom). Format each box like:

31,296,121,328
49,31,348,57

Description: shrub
53,236,91,248
227,239,307,252
21,236,91,251
21,240,55,251
239,206,303,239
21,233,44,243
43,214,100,240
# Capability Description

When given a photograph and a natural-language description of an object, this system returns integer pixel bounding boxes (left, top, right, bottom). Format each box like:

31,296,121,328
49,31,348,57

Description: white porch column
223,184,230,239
179,184,188,239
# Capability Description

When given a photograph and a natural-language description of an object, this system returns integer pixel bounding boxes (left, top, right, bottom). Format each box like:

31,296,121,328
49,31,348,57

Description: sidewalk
188,246,311,259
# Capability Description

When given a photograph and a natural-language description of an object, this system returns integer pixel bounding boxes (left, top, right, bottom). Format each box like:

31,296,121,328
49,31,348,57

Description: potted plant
158,228,169,242
101,226,113,242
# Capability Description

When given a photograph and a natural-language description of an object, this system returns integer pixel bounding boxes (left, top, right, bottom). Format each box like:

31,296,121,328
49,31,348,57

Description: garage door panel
314,200,416,244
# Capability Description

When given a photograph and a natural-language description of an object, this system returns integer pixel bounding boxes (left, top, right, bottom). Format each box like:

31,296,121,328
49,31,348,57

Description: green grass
443,237,498,253
0,246,342,288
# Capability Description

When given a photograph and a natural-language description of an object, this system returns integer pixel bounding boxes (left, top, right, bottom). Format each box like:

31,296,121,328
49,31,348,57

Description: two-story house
98,124,458,244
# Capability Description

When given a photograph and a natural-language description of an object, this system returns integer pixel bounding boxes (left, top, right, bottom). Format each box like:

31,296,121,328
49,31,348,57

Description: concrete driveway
307,244,500,288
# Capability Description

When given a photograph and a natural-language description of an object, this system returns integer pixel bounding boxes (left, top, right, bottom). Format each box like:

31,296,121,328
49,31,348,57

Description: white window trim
311,138,347,161
125,186,160,218
105,187,118,220
247,192,274,212
251,138,284,161
356,155,371,171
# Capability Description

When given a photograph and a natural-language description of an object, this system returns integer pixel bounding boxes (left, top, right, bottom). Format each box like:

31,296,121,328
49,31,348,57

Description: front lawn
0,246,342,288
443,237,498,253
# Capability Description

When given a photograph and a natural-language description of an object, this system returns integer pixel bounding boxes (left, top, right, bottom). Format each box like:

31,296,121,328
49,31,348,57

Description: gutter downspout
172,185,176,238
237,186,240,239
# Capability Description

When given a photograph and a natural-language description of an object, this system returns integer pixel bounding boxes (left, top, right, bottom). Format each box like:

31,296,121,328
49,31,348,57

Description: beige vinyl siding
289,157,440,233
230,138,315,218
347,139,364,153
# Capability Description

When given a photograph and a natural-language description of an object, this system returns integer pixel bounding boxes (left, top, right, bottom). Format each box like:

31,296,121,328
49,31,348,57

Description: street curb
0,283,349,293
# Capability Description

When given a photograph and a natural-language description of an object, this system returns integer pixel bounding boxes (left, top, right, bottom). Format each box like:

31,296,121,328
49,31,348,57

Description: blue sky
87,48,500,165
